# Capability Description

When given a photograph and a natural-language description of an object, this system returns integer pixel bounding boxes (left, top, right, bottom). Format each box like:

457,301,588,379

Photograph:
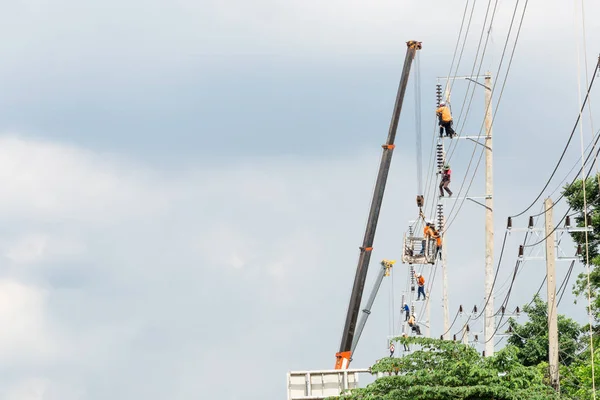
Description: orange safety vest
424,225,435,238
436,105,453,122
417,276,425,286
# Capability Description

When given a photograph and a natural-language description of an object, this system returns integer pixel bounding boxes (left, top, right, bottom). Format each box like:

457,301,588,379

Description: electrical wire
575,13,596,392
557,260,575,307
444,0,531,231
509,57,600,219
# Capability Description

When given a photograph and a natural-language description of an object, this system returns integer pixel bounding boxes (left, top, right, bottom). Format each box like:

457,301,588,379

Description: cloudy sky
0,0,599,399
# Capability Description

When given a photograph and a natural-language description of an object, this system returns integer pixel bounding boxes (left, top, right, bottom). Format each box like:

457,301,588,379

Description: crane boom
335,40,421,370
350,260,395,355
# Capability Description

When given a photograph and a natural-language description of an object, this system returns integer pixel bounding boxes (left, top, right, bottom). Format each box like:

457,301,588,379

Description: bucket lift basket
401,233,437,264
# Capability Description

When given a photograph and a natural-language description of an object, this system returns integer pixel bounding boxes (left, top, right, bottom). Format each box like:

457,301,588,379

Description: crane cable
415,52,424,198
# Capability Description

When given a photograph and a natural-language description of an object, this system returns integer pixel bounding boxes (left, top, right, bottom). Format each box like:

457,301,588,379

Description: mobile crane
334,40,422,370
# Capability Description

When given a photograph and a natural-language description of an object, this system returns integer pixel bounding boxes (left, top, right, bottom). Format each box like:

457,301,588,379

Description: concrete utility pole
441,216,449,339
545,197,560,390
483,72,495,357
426,289,431,337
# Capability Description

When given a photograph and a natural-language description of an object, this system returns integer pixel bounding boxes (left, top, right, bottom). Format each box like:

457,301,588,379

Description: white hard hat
415,273,421,277
439,101,446,106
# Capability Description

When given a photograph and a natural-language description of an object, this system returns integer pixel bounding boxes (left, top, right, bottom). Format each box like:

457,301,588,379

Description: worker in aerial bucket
436,101,456,138
420,220,436,255
439,164,453,197
415,272,426,301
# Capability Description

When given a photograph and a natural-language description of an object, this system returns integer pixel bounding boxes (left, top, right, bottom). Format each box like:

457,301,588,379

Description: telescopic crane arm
334,40,421,370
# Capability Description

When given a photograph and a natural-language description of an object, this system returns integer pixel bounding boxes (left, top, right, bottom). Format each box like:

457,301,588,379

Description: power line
444,0,530,231
510,57,600,219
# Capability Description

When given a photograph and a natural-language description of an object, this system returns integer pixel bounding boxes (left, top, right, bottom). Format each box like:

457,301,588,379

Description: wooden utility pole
484,72,495,357
545,197,560,390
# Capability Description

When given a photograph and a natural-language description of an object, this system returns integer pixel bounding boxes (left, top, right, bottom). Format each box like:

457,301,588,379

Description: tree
508,294,583,367
329,337,563,400
562,176,600,322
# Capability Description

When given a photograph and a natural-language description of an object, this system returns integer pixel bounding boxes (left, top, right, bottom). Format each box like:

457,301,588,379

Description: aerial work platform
401,234,438,264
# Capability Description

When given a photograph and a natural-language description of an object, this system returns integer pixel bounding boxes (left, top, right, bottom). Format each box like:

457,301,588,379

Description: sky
0,0,599,399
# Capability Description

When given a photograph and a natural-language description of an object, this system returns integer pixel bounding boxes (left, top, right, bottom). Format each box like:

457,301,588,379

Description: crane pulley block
416,195,424,208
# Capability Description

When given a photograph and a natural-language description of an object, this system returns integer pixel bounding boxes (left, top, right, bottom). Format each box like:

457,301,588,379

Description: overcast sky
0,0,599,399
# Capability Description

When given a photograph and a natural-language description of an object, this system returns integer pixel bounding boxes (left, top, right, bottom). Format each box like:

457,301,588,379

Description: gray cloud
0,0,598,398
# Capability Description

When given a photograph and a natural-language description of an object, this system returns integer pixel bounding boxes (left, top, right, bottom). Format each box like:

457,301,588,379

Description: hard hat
439,101,446,106
415,273,421,277
426,219,433,225
443,164,450,170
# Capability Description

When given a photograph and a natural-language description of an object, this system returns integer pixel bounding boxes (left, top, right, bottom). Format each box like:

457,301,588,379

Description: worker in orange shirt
436,102,456,138
408,314,422,335
420,220,436,255
435,230,442,260
415,272,426,301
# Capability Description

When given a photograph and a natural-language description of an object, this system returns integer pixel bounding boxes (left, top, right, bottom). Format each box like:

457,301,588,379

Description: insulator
566,216,571,227
436,143,445,170
515,306,520,314
440,335,444,340
482,351,485,357
436,84,443,106
474,334,479,342
473,305,478,313
507,217,512,229
528,216,534,228
518,245,524,257
466,324,470,332
453,334,456,341
508,326,513,333
459,305,463,313
577,244,582,255
501,306,505,314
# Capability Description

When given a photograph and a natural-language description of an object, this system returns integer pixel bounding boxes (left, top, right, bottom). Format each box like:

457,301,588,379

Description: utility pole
426,288,431,337
483,72,495,357
441,215,449,339
545,197,560,390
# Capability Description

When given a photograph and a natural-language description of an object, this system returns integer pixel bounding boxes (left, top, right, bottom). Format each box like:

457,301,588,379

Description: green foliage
562,176,600,322
508,294,583,366
559,335,600,399
328,338,563,400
